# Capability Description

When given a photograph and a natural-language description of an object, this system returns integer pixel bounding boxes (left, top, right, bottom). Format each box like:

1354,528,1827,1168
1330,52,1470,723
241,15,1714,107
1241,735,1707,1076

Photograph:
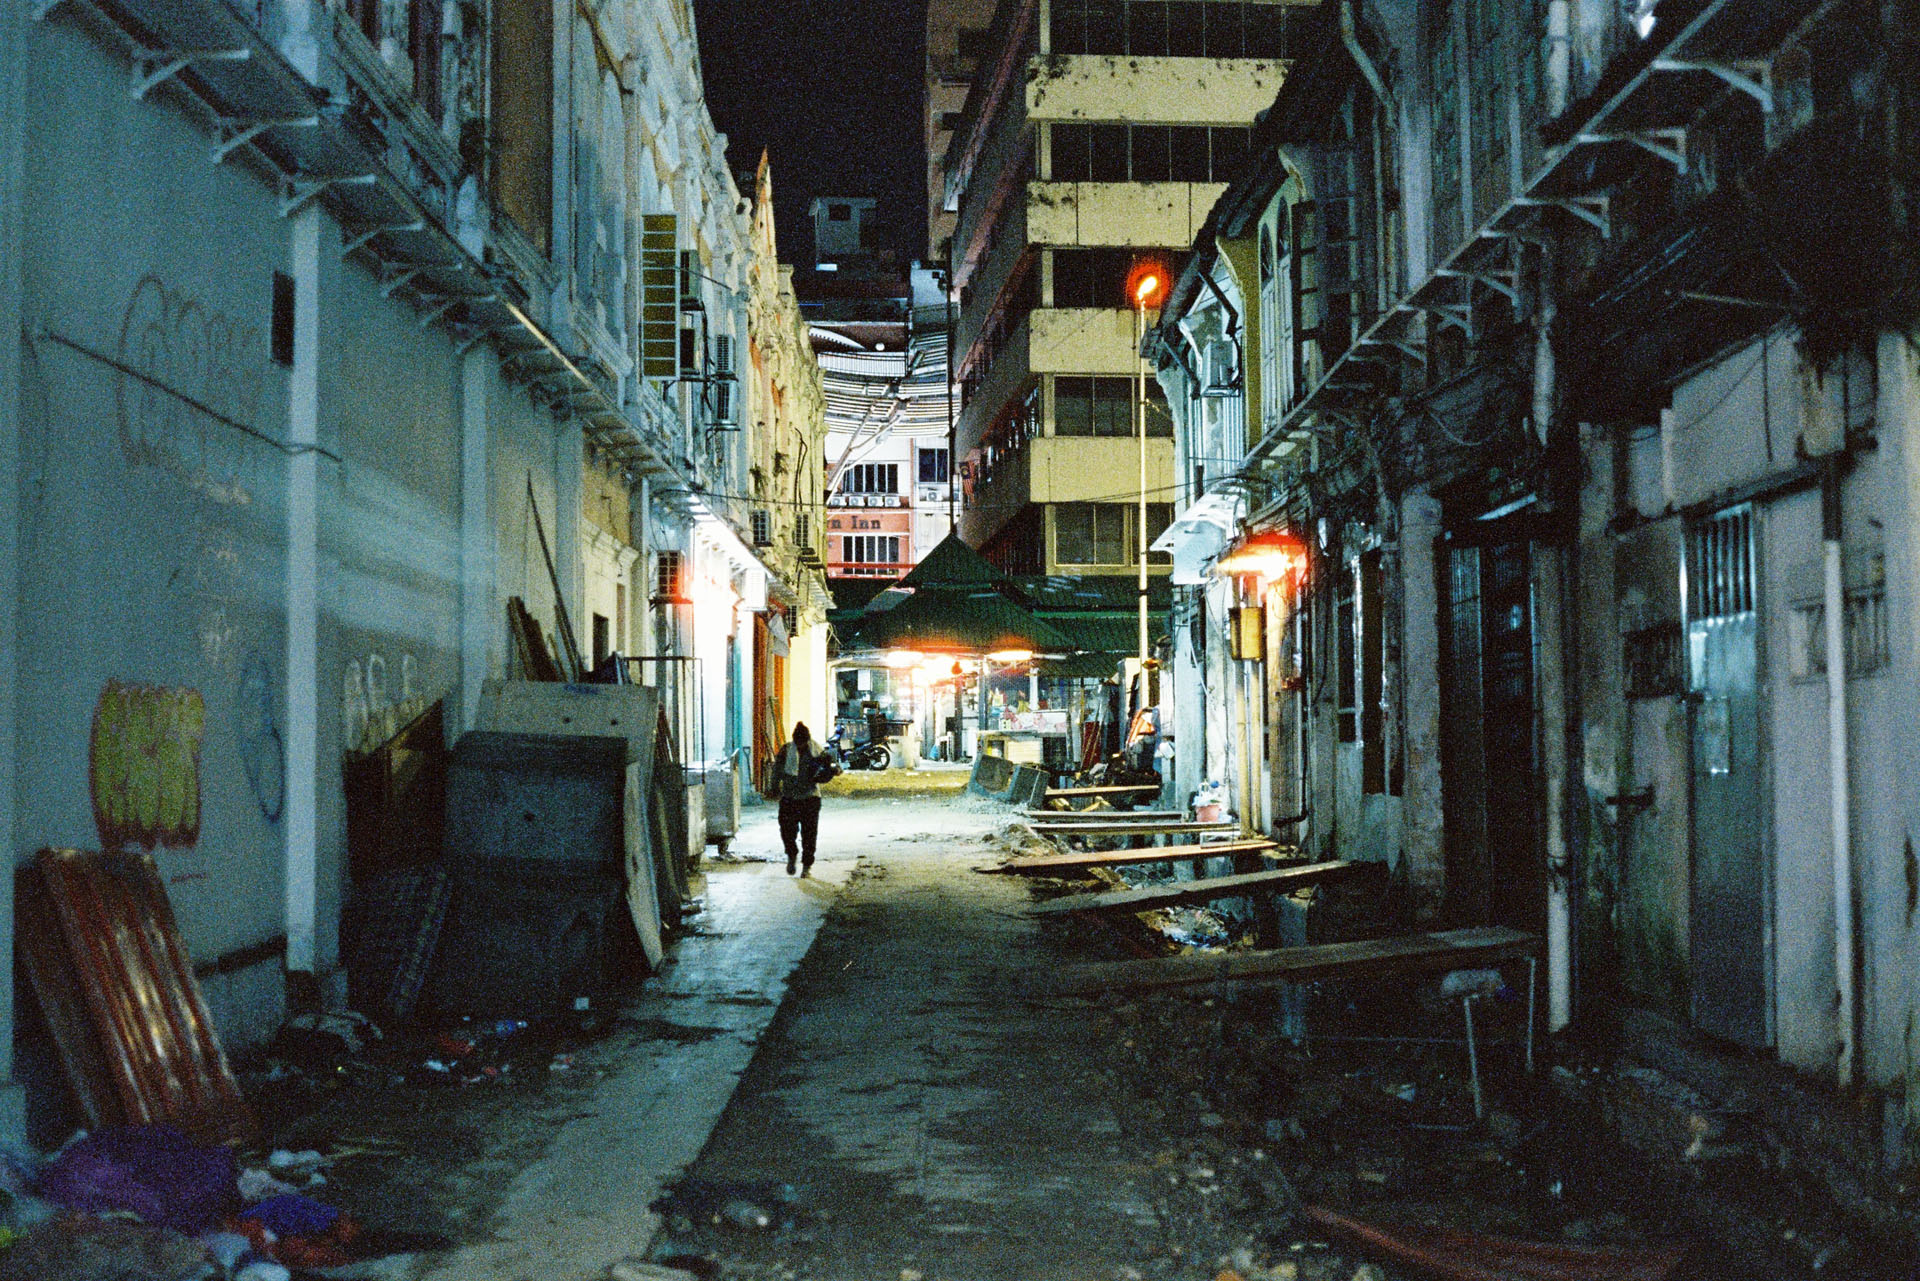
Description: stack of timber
1025,927,1539,997
1003,808,1540,1003
1026,860,1364,917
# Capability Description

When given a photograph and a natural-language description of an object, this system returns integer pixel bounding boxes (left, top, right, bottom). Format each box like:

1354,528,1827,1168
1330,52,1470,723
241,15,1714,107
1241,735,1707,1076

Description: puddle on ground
623,1017,732,1043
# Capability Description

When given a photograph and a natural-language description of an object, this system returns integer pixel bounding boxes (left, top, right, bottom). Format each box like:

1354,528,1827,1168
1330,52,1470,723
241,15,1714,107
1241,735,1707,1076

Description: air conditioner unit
750,509,773,547
1202,339,1241,397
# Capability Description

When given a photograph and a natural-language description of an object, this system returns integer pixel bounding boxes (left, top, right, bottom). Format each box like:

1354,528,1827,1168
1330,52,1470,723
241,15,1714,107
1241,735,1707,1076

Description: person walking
771,722,836,875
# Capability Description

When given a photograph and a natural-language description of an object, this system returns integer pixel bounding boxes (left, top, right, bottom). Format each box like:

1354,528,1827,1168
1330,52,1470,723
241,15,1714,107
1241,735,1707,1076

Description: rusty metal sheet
1302,1205,1687,1281
25,849,257,1147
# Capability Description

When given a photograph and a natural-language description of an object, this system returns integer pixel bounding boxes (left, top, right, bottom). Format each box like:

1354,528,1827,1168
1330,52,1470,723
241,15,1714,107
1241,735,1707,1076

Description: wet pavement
658,805,1160,1281
279,776,1920,1281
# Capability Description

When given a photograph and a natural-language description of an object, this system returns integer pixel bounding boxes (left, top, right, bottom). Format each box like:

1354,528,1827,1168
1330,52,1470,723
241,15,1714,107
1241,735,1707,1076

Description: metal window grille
1687,506,1756,623
654,550,687,603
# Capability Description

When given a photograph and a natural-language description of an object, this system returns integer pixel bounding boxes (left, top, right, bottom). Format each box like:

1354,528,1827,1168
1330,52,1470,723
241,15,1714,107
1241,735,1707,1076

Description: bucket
1194,803,1223,823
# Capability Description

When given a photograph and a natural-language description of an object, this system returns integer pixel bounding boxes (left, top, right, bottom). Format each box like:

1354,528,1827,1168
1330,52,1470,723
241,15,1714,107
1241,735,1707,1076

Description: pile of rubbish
0,1123,447,1281
256,1008,591,1100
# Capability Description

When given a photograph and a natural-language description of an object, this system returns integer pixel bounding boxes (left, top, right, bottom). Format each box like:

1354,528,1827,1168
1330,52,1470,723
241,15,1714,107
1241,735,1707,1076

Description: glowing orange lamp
1216,529,1309,583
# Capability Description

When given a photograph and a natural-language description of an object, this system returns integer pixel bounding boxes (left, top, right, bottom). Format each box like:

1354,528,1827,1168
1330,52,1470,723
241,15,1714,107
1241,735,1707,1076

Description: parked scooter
829,725,892,772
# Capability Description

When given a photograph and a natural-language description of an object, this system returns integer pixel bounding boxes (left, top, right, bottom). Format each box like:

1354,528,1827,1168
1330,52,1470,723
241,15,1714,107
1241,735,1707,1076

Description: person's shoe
800,864,812,878
786,858,796,875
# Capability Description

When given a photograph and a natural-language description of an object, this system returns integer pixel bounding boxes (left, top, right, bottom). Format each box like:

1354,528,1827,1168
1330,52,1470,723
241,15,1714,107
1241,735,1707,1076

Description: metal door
1686,504,1769,1046
1440,540,1541,932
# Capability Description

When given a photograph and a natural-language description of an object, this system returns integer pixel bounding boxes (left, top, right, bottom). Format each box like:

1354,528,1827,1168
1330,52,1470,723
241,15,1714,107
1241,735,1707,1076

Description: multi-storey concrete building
940,0,1295,579
925,0,1000,261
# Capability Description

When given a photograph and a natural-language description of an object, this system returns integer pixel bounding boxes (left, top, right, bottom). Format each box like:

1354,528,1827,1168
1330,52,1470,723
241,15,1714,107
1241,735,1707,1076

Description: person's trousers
778,797,822,866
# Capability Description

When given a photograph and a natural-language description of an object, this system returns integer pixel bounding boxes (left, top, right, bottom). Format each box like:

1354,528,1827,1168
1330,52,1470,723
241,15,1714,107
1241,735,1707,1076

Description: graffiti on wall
115,274,265,505
90,680,206,850
342,651,428,755
238,651,285,824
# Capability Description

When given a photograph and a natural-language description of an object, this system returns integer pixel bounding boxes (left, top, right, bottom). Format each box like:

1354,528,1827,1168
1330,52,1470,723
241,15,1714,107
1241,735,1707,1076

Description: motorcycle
829,726,892,772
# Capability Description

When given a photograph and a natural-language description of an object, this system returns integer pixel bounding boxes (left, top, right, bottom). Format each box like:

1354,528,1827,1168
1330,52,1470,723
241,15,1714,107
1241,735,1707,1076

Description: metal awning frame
1239,0,1836,475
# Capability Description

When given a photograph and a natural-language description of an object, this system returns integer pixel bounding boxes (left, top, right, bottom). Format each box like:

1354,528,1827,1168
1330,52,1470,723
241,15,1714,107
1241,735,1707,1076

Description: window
841,463,899,494
843,535,901,565
1054,503,1172,565
1053,375,1170,437
1359,550,1385,792
1127,0,1168,56
1056,504,1129,565
750,509,772,546
1089,124,1129,181
956,28,994,60
490,0,553,253
1130,125,1172,182
271,272,295,367
1053,247,1186,308
1167,0,1205,55
1336,574,1357,742
1050,124,1253,183
828,203,852,221
410,0,441,119
654,550,687,603
938,110,966,133
1169,126,1212,182
1048,1,1288,58
1145,503,1174,561
918,447,951,484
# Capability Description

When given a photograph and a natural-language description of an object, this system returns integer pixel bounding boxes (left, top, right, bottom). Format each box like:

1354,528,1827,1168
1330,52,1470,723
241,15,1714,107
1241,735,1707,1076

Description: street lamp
1126,259,1169,667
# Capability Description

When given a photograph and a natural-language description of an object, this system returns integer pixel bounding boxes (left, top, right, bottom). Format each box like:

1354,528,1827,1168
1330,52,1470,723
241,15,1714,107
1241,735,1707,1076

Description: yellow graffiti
90,680,205,850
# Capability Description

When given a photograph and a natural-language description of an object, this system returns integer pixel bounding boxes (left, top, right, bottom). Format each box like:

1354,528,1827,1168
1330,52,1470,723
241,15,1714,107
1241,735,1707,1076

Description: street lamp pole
1129,266,1163,667
1134,299,1149,666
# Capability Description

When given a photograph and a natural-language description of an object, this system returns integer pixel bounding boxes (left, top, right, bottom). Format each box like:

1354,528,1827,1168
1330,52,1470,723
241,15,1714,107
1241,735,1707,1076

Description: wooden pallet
1025,927,1539,997
1029,860,1361,916
992,838,1282,875
1043,784,1161,799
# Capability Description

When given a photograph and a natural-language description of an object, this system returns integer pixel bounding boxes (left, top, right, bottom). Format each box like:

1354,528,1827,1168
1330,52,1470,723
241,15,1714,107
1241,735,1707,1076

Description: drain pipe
1546,1,1572,117
1822,457,1856,1090
1533,274,1572,1033
1339,1,1393,112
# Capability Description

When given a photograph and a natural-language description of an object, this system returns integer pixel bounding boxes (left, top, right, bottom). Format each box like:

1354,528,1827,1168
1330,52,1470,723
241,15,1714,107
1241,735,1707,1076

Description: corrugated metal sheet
19,849,257,1146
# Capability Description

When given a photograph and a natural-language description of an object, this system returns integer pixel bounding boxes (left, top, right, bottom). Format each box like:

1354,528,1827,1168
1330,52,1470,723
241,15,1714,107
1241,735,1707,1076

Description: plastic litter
240,1192,342,1238
40,1125,238,1232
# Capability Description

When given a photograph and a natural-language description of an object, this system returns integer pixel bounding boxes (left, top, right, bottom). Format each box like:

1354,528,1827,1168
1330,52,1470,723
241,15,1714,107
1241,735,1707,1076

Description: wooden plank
1023,807,1189,821
1027,820,1241,838
1029,861,1361,916
1026,927,1539,997
1043,784,1161,799
992,838,1282,875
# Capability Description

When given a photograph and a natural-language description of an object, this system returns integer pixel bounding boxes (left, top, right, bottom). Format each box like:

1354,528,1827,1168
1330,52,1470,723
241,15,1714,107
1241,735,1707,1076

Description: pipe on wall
1339,1,1393,113
1822,457,1856,1089
1546,1,1572,117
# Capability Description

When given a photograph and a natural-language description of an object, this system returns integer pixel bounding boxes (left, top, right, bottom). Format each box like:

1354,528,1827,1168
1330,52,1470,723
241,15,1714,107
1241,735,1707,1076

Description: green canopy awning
896,532,1014,591
845,586,1074,654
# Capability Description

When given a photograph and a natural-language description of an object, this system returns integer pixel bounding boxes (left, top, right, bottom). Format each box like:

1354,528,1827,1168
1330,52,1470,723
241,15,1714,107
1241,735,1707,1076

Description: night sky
694,0,928,266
